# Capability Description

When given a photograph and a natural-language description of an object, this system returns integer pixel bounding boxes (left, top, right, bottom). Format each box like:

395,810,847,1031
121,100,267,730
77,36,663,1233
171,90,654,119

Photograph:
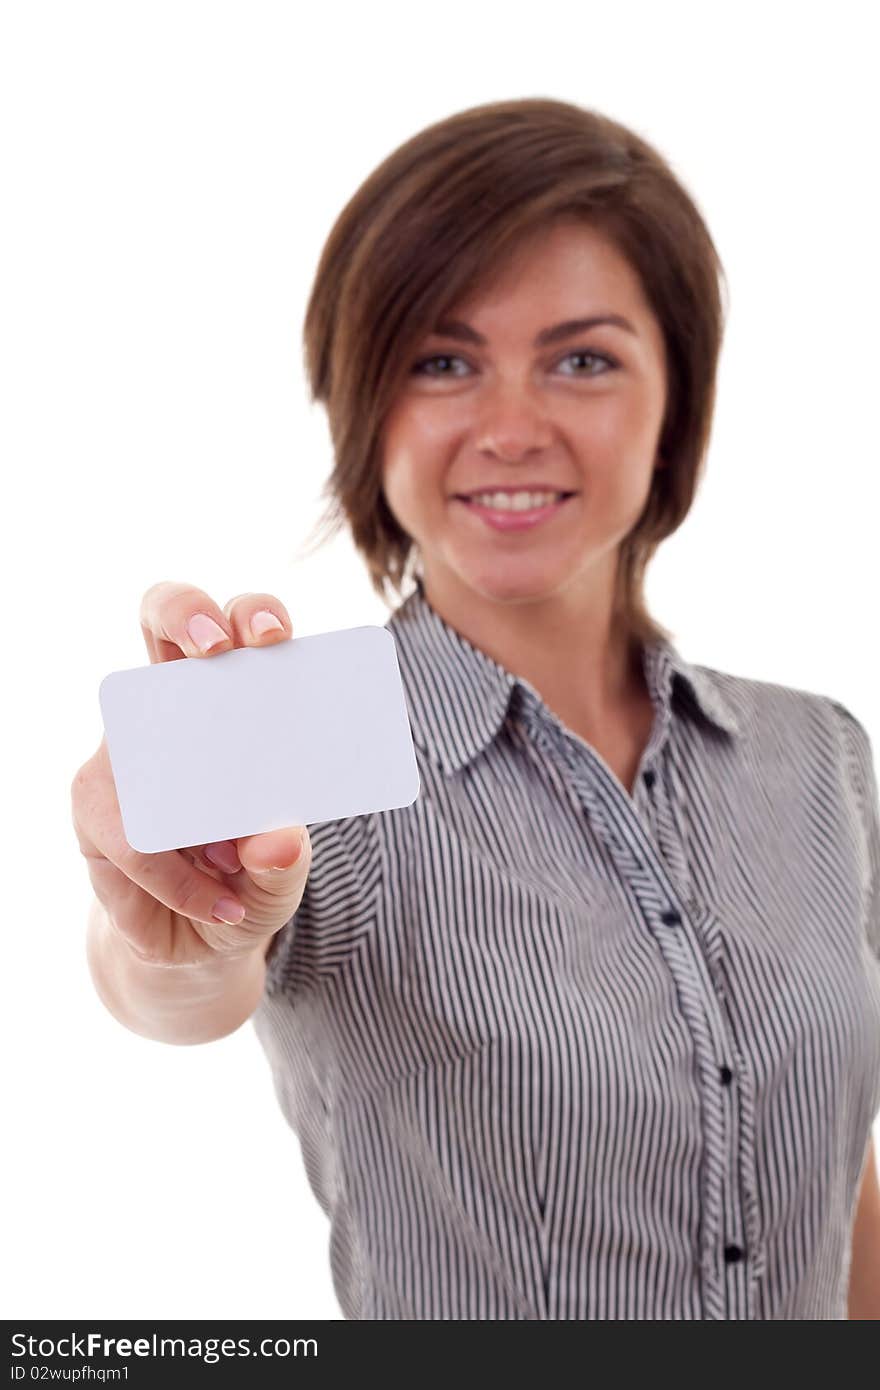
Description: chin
453,563,569,606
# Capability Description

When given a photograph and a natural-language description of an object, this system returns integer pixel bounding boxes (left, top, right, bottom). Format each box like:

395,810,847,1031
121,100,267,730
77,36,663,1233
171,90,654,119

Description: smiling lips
453,492,576,532
455,485,577,499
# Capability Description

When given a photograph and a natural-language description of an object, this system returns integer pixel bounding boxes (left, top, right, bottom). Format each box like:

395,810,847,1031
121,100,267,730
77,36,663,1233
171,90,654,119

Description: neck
415,572,646,739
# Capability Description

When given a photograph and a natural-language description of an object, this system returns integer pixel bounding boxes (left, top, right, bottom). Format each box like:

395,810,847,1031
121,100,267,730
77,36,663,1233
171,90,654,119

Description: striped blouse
251,577,880,1319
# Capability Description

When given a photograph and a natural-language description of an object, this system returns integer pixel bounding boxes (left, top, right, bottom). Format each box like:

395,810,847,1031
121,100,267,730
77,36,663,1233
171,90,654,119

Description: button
724,1244,744,1263
719,1065,733,1085
660,908,682,926
643,768,656,789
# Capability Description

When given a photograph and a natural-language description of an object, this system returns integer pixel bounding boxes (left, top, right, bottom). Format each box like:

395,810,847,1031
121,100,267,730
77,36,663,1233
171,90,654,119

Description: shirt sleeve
829,698,880,964
262,810,382,1000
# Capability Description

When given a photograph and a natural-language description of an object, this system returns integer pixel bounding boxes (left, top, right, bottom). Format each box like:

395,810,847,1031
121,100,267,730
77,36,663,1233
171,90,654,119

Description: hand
71,581,311,967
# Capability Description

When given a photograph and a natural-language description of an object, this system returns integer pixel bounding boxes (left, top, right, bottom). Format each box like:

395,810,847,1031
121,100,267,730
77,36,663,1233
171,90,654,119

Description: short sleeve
263,810,382,1000
829,698,880,963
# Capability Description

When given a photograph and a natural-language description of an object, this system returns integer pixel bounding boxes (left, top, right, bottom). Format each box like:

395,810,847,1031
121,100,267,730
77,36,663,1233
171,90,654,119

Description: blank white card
99,625,420,854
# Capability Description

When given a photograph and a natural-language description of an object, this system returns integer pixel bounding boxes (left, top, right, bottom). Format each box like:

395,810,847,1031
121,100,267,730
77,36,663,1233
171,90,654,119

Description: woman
253,97,880,1319
79,97,880,1319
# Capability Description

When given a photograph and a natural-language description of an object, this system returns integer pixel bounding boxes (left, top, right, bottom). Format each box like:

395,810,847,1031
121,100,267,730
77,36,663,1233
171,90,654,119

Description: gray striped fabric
251,578,880,1319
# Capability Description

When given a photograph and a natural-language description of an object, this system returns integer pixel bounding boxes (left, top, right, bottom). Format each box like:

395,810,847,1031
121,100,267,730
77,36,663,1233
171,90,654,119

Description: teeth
469,491,565,511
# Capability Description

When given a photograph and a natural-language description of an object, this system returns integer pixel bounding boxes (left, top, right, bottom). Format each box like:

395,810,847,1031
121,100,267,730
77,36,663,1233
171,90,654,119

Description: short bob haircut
298,96,728,648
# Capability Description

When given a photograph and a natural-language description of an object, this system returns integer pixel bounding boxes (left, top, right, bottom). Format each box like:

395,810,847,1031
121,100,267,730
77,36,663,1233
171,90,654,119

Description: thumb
239,826,310,887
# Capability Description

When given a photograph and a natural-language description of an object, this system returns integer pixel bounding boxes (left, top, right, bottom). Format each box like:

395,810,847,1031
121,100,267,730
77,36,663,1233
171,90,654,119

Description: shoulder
691,659,874,753
694,658,878,846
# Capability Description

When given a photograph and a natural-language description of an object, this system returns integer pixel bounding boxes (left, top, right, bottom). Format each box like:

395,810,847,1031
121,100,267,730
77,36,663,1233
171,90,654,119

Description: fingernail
251,610,284,639
205,842,240,873
212,897,246,925
187,614,230,653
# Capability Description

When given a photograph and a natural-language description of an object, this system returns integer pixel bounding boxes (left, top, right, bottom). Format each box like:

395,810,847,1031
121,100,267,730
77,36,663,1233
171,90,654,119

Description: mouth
451,491,577,532
453,490,577,501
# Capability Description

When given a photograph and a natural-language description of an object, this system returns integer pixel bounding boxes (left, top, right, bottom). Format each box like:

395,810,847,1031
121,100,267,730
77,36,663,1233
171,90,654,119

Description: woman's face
379,219,669,614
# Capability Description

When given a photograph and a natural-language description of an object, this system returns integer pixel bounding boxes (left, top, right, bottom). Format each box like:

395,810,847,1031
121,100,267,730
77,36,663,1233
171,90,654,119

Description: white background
2,0,878,1321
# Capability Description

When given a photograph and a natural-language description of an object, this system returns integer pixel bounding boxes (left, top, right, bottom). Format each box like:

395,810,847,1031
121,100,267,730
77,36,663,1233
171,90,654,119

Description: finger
236,825,310,887
189,827,308,887
221,594,292,649
201,839,242,874
139,581,235,664
196,817,305,884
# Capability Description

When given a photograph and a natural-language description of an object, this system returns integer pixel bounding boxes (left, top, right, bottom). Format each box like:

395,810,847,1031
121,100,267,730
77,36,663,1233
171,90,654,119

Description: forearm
85,900,267,1046
847,1136,880,1319
847,1235,880,1319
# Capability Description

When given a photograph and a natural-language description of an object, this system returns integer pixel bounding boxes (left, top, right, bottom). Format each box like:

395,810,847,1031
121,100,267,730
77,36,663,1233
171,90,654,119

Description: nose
473,379,554,462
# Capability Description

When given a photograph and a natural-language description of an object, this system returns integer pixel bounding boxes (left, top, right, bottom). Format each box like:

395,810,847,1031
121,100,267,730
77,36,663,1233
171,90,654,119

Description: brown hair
297,97,728,646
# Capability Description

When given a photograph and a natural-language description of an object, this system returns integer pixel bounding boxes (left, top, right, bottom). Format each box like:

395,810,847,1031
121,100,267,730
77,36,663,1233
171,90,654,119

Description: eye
557,349,617,376
410,354,470,377
409,348,619,378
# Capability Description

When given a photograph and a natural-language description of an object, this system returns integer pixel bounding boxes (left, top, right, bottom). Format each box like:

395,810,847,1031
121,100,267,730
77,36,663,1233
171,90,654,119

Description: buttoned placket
649,733,765,1317
528,705,765,1319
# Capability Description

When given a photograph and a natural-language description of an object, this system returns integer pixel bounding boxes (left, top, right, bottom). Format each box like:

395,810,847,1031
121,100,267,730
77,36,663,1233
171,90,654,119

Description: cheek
381,419,448,503
380,451,437,533
582,451,656,523
377,420,408,503
578,395,644,448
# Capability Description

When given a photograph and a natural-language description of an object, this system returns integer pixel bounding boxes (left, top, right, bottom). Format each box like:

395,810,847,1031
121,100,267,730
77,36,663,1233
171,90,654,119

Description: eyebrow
428,314,638,347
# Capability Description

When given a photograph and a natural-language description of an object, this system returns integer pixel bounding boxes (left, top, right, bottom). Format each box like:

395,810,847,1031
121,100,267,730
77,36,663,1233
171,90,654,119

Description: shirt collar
386,577,743,777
